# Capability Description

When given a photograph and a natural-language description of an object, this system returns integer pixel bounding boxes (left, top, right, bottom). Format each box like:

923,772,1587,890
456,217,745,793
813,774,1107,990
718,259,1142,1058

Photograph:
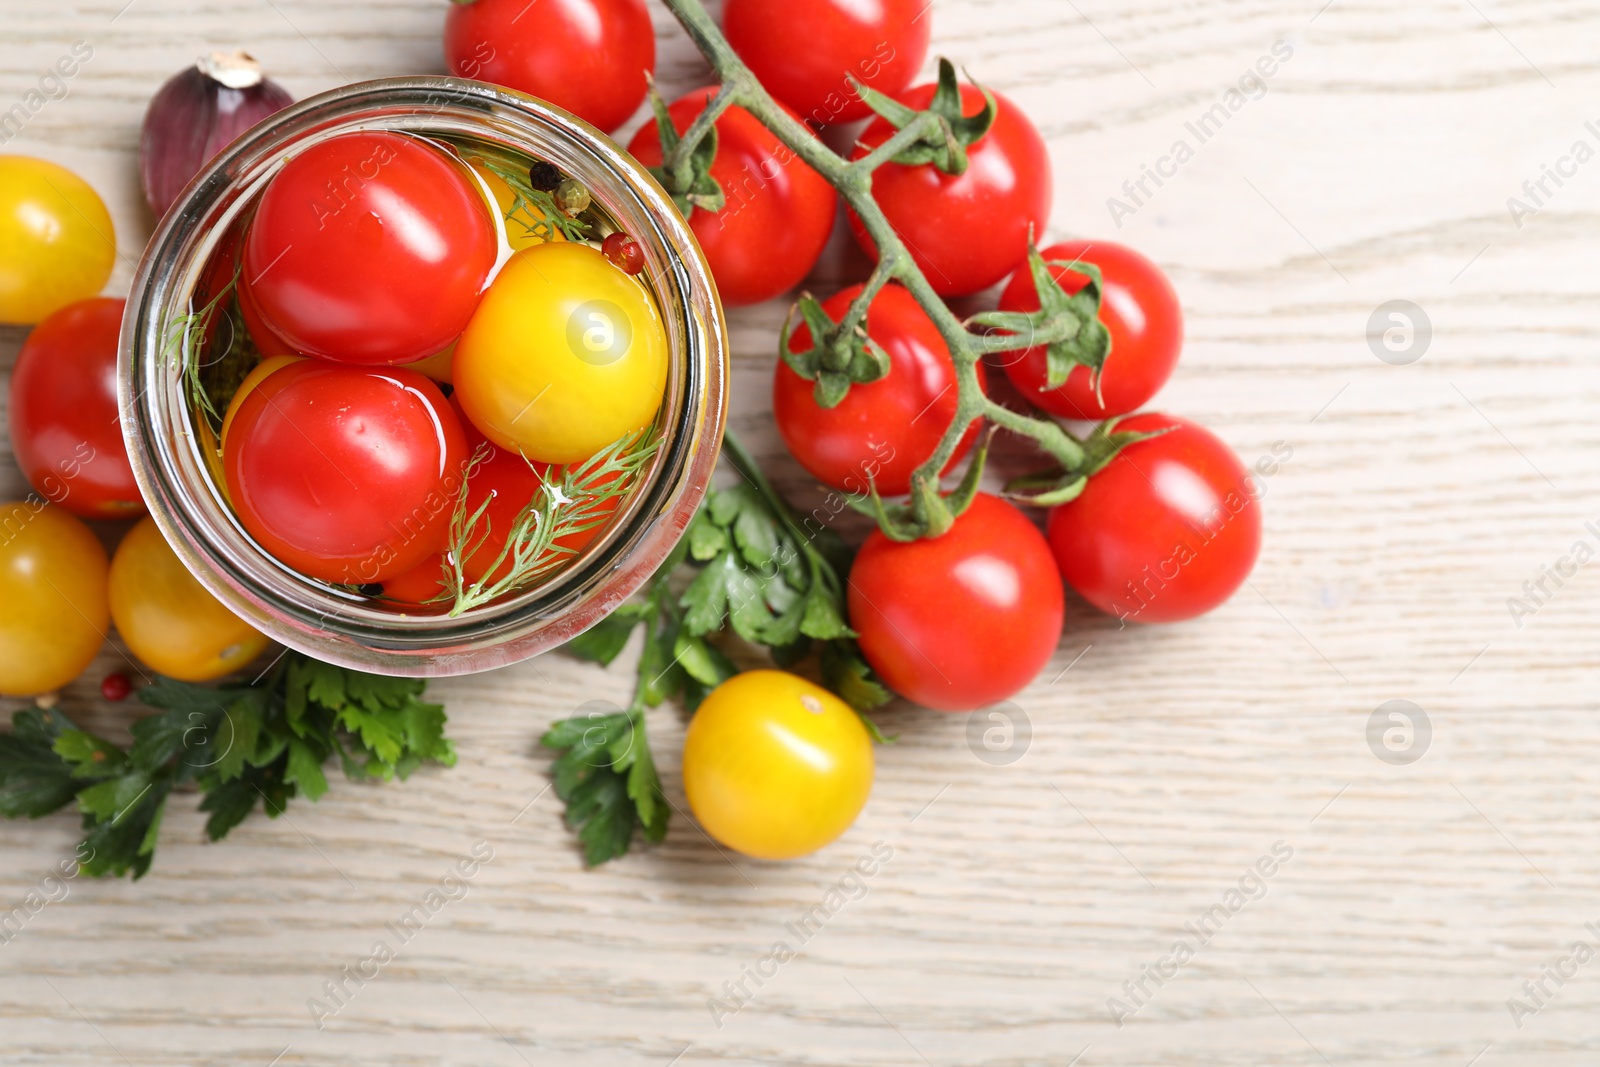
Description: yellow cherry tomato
109,516,270,682
468,157,566,252
399,340,455,384
682,670,874,860
219,355,304,451
0,502,109,696
0,157,117,325
453,241,668,463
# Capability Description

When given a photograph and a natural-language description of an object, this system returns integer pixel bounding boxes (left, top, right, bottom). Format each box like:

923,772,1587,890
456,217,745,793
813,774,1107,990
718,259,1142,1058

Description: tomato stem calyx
1004,417,1172,507
852,58,998,177
968,235,1113,400
854,428,995,542
647,79,729,215
779,288,892,409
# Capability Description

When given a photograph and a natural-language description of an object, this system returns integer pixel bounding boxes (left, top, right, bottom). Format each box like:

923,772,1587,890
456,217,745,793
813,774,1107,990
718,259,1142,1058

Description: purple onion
139,51,293,217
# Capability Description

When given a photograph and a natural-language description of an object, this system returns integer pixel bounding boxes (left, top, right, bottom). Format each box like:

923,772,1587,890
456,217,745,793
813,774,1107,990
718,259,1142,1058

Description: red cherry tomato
999,241,1183,420
223,361,469,585
236,270,298,357
8,297,143,519
773,282,985,497
722,0,931,125
243,131,496,366
848,493,1063,711
381,555,450,606
458,446,618,586
444,0,655,133
1047,414,1261,624
627,87,837,306
850,83,1051,298
447,397,617,586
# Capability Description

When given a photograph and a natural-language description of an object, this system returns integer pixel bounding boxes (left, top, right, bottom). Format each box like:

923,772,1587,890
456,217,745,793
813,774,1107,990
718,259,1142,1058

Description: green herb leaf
0,653,455,880
549,433,893,866
779,292,892,409
821,641,894,718
1004,416,1172,507
543,705,668,867
673,631,737,688
565,611,643,666
284,740,330,802
856,58,998,175
478,157,593,243
0,709,84,818
53,730,129,780
79,783,171,880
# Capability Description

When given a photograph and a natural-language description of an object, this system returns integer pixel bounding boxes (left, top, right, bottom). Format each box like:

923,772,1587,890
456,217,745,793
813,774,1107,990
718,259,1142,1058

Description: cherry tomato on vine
848,493,1063,712
109,517,271,682
722,0,931,125
1047,414,1261,624
773,282,986,497
445,0,655,133
626,87,837,306
682,670,874,860
244,131,497,366
223,360,470,585
0,156,116,325
999,241,1183,420
9,297,144,519
850,84,1051,298
0,502,109,696
453,241,667,464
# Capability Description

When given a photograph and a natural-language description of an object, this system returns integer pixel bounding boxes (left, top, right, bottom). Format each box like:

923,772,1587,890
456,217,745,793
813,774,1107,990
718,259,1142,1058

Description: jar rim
120,76,728,678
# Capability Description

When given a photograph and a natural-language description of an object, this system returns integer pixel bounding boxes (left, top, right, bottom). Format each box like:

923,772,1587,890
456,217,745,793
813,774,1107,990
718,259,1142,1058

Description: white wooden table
5,1,1599,1063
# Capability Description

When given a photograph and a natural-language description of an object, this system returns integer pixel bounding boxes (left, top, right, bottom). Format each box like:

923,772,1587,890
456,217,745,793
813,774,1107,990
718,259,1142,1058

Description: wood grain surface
5,1,1600,1064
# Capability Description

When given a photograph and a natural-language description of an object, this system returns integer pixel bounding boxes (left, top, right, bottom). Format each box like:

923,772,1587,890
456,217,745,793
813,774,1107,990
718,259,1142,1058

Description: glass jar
120,77,727,677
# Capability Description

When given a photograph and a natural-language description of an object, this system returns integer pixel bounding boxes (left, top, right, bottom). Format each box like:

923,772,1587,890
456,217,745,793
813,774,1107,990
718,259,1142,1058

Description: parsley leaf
0,652,456,880
676,435,888,719
542,541,685,867
547,431,892,866
545,705,669,866
0,709,85,818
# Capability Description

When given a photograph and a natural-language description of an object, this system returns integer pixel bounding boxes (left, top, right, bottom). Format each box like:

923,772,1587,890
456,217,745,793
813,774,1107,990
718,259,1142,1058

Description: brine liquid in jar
168,131,670,617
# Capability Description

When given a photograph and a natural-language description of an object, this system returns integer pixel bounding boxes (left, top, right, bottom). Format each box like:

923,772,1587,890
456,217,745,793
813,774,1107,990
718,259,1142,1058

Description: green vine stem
656,0,1093,538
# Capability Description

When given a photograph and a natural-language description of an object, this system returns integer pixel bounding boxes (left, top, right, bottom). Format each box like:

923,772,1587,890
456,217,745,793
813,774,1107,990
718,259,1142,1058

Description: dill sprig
480,158,593,244
445,426,662,616
161,259,255,429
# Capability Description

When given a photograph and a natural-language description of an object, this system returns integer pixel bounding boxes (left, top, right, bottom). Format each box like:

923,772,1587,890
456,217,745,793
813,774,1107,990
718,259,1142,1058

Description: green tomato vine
652,0,1121,541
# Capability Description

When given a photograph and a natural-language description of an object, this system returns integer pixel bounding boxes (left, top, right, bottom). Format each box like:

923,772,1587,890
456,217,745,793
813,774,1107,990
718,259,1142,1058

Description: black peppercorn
528,161,562,192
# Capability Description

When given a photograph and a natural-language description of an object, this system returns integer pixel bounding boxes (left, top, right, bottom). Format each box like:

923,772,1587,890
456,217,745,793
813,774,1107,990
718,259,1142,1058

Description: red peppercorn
101,673,132,702
601,231,646,276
